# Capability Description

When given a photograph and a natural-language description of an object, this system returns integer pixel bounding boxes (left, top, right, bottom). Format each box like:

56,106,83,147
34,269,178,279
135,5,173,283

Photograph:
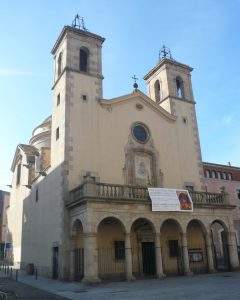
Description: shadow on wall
19,163,70,279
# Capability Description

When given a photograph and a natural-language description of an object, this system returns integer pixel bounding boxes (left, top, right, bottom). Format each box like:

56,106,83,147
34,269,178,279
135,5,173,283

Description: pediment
100,90,176,122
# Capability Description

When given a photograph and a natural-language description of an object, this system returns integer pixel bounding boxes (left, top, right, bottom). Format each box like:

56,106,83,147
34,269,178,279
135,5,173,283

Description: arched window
79,47,89,72
228,173,232,180
154,80,161,102
176,76,184,98
212,170,217,179
222,172,227,180
57,52,63,77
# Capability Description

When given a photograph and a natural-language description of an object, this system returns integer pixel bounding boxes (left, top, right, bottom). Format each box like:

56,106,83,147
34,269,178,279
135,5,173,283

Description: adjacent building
203,162,240,245
7,20,240,283
0,190,10,260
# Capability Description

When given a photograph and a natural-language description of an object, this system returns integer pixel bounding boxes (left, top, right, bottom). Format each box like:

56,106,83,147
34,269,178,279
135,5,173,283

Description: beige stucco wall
8,146,65,276
66,91,202,192
20,165,64,276
7,150,30,264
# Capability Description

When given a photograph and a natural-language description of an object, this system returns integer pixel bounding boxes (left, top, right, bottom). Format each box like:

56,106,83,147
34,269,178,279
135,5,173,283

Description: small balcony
67,178,230,209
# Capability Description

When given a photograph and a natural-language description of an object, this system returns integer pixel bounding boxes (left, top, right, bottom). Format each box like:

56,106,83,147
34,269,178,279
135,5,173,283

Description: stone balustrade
68,179,228,208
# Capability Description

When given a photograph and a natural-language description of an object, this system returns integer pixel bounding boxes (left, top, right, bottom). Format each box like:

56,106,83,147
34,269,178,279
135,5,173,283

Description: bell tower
144,47,205,191
50,16,105,172
144,46,194,114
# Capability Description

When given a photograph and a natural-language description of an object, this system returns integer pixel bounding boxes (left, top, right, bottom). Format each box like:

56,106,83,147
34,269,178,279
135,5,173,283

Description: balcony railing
68,178,229,208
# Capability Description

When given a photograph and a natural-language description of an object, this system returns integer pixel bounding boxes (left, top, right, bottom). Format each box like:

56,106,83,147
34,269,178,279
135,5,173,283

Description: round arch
186,219,208,236
96,215,127,234
210,219,230,271
130,217,157,234
70,218,84,281
160,218,184,234
72,218,83,230
211,219,229,233
186,219,208,274
130,217,157,277
160,218,184,276
97,216,126,280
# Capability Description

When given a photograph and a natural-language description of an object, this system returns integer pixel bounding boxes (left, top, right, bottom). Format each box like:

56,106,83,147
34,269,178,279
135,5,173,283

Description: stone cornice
203,161,240,170
143,58,193,81
29,131,50,146
51,66,103,90
159,95,196,105
51,26,105,55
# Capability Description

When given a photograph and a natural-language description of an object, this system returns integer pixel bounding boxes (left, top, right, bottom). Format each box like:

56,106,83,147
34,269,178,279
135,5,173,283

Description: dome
29,115,52,149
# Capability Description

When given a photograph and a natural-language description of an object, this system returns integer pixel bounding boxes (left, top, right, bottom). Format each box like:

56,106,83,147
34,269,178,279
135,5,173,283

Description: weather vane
72,14,87,31
132,75,138,90
159,45,173,61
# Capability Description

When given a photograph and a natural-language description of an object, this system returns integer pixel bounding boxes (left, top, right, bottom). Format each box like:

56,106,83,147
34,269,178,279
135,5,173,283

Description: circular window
132,123,149,143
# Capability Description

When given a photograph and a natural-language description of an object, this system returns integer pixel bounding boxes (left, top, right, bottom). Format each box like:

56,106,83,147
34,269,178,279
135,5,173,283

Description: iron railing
69,179,228,208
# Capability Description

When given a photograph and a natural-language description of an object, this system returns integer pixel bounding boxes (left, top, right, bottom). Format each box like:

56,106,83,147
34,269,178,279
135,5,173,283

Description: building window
57,52,63,77
79,47,89,72
228,173,232,181
176,76,184,98
222,172,227,180
237,189,240,200
132,123,150,143
35,188,39,202
57,93,60,106
56,127,59,140
154,80,161,102
168,240,179,257
82,94,87,101
205,170,210,178
16,164,21,185
182,117,188,124
217,171,221,180
212,170,217,179
114,241,125,260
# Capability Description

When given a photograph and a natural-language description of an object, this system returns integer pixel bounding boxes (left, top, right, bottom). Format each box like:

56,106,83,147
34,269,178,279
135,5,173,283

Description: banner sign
148,188,193,212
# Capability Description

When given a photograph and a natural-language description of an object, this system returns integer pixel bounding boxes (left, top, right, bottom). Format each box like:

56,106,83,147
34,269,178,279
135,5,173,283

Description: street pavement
2,271,240,300
0,277,68,300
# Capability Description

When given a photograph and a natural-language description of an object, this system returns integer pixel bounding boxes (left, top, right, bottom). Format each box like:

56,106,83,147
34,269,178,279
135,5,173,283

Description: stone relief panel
134,153,152,186
123,123,163,187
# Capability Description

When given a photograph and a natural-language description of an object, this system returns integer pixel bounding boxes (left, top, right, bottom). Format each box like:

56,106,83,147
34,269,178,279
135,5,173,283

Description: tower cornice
51,25,105,55
143,58,193,81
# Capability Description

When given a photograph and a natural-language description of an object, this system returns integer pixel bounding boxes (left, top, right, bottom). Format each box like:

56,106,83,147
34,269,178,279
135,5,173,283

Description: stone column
155,233,165,278
228,231,240,271
82,233,100,284
125,233,135,281
69,248,75,280
182,233,192,275
205,232,216,273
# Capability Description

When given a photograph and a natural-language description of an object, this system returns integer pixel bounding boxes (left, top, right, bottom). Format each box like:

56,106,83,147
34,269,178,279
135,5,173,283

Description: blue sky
0,0,240,189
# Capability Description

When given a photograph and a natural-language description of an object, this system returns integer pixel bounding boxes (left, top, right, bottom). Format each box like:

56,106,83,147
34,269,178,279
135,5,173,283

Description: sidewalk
1,270,240,300
0,270,86,299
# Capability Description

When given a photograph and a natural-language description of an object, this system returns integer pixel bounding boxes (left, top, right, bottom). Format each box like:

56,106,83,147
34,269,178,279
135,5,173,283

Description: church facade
7,22,240,283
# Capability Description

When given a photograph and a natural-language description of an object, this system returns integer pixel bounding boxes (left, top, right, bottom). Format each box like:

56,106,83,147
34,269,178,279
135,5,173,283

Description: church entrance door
52,246,59,279
142,242,156,276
